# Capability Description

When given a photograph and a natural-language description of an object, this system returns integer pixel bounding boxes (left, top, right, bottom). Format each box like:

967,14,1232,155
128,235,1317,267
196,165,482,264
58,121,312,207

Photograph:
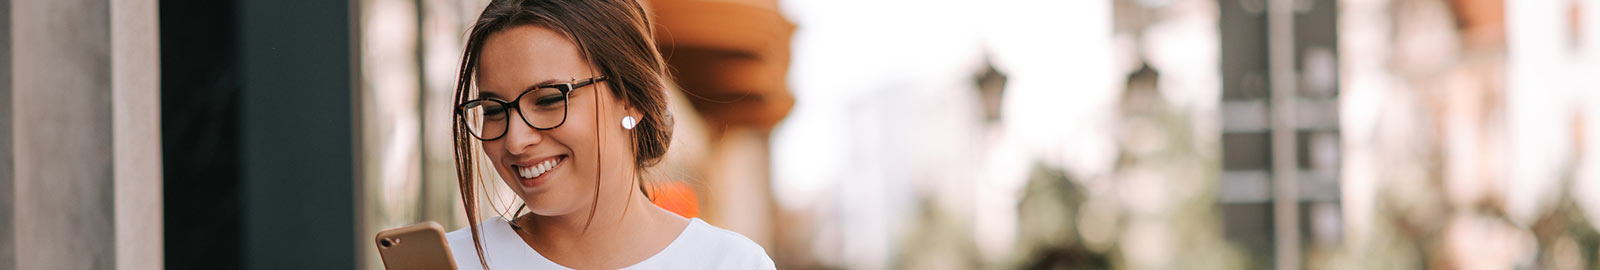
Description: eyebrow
477,78,565,99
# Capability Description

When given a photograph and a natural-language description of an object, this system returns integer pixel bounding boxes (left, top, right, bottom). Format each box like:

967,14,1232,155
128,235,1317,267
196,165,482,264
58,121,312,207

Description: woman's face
476,25,636,217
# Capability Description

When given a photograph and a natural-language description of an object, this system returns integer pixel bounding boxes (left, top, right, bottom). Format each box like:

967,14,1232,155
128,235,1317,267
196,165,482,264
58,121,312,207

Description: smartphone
375,221,457,270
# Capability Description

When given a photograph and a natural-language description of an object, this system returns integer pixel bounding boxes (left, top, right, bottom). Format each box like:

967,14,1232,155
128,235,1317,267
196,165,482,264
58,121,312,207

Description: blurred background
4,0,1600,269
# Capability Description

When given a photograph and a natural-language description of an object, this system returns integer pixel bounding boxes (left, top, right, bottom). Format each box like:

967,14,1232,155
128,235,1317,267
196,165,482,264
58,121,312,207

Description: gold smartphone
375,221,457,270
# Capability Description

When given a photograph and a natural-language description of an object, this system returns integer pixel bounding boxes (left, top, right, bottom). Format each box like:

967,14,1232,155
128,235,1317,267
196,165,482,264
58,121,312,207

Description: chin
522,202,580,217
518,191,586,217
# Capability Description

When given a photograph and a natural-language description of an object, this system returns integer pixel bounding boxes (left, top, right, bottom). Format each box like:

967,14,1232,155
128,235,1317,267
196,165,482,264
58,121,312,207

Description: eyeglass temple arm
574,76,607,88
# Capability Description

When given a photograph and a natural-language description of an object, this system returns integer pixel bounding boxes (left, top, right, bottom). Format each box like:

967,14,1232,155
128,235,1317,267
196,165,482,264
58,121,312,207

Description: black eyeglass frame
455,76,607,141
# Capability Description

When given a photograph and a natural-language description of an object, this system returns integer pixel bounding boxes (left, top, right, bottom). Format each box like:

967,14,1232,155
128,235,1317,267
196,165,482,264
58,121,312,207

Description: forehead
476,25,591,96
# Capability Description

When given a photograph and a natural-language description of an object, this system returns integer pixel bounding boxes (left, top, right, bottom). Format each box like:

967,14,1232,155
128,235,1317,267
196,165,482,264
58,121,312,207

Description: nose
502,112,544,155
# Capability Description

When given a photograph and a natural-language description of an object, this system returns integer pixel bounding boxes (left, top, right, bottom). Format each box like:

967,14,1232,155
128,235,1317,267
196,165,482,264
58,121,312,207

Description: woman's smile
511,154,567,187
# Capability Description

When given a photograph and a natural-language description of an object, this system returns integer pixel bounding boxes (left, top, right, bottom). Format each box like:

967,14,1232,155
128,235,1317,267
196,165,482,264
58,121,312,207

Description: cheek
553,111,598,153
549,129,595,160
479,141,507,168
544,124,604,177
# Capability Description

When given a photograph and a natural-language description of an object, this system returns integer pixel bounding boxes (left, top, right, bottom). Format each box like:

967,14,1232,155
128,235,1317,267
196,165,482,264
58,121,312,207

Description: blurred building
1215,0,1343,268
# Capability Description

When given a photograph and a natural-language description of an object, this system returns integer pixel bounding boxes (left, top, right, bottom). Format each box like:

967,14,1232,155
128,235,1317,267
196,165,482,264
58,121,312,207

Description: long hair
450,0,673,267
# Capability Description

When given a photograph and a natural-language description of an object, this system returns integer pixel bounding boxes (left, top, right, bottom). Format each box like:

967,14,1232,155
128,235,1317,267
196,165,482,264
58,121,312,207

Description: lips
512,155,565,185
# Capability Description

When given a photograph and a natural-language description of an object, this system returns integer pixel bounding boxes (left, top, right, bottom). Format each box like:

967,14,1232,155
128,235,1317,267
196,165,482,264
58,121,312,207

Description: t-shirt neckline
487,216,702,269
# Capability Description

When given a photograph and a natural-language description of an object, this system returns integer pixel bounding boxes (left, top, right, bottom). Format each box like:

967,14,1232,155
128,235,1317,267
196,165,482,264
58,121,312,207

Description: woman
442,0,774,269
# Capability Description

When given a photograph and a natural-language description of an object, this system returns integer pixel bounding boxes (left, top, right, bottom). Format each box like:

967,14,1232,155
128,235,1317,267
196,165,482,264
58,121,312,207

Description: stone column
2,0,163,269
111,0,163,268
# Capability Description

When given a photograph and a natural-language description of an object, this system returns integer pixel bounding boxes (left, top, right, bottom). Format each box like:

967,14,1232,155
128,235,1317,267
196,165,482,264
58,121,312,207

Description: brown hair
450,0,673,268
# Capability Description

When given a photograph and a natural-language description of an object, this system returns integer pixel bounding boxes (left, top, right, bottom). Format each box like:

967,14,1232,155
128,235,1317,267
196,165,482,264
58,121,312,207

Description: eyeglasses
455,76,606,141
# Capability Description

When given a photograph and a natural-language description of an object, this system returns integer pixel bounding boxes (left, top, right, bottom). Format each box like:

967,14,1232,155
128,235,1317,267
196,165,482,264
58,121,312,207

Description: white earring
621,116,637,130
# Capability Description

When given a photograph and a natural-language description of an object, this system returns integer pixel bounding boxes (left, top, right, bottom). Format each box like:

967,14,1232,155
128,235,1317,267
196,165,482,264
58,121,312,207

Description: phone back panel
375,221,457,270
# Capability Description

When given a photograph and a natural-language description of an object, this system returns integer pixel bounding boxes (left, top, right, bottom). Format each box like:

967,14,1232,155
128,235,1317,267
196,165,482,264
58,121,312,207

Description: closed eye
533,95,564,107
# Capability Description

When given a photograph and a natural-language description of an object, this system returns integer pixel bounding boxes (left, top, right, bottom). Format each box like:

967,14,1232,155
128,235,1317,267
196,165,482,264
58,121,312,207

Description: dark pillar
237,0,359,268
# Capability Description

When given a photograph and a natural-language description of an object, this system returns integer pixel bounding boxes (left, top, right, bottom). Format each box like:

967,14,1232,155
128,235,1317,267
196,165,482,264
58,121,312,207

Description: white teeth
515,157,561,180
517,166,533,179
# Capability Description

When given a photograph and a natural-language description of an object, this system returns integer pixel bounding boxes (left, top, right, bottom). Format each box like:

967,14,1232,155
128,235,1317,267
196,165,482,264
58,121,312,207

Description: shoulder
444,218,570,269
444,219,501,270
666,219,776,269
444,224,478,255
445,223,477,247
687,219,768,253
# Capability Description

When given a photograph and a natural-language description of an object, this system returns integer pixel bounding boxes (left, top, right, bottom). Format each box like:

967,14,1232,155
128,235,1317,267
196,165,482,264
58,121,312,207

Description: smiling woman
443,0,774,269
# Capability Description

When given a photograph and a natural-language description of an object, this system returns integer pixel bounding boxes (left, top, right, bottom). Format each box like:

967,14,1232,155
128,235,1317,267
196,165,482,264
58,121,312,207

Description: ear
623,105,643,120
594,76,638,120
613,91,642,122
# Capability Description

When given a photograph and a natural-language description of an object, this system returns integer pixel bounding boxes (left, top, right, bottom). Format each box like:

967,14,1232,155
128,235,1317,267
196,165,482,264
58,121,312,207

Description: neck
522,186,656,239
513,181,682,268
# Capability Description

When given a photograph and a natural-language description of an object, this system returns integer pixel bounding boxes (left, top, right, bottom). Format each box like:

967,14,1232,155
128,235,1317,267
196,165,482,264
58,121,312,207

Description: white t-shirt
445,217,775,269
